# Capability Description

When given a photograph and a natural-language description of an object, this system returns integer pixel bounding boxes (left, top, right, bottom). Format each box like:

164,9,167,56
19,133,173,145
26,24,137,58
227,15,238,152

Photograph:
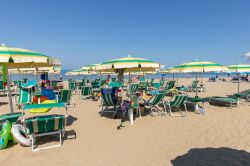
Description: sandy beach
1,79,250,166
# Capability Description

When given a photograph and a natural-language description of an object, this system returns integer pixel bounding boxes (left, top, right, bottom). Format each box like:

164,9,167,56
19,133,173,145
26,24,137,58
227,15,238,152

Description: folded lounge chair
208,96,239,108
23,114,67,151
129,83,139,95
80,86,92,100
58,89,75,107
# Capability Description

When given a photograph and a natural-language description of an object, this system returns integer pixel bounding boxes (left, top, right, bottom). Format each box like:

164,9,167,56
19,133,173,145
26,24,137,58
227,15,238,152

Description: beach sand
1,78,250,166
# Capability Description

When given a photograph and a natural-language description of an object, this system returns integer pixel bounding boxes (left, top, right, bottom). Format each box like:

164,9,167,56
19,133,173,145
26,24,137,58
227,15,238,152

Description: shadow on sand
171,147,250,166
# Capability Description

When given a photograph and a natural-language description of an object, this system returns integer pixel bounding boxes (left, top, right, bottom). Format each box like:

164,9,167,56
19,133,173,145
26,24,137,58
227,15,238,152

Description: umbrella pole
238,73,240,93
6,66,14,113
195,73,198,97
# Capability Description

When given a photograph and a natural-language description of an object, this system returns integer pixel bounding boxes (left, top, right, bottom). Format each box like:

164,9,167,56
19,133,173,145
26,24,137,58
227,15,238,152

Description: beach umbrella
97,55,160,72
172,60,228,97
96,55,160,82
65,69,90,76
0,44,60,113
228,64,250,93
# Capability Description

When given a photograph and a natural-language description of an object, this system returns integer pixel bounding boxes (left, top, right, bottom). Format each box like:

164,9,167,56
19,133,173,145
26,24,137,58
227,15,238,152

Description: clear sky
1,0,250,69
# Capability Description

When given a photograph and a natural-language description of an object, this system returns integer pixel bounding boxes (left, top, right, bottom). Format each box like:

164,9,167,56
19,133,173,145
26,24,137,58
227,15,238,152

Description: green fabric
81,86,92,96
148,93,165,106
129,84,139,93
18,88,32,104
170,95,187,107
0,81,3,90
102,93,116,106
1,64,7,83
68,82,77,90
109,82,123,88
23,102,65,110
24,115,66,134
59,89,72,104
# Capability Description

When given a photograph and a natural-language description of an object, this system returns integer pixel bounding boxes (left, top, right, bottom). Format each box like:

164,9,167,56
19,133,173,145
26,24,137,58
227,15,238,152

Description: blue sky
1,0,250,69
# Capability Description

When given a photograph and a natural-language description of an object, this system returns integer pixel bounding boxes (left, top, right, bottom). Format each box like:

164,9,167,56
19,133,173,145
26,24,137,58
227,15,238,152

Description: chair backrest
59,89,72,103
165,81,175,90
101,88,117,106
0,81,3,90
109,82,123,88
68,82,77,90
131,94,140,108
160,80,165,86
81,86,92,96
191,80,199,88
129,83,139,93
171,95,188,107
139,77,145,82
24,115,66,134
153,83,161,89
148,93,165,106
18,87,33,104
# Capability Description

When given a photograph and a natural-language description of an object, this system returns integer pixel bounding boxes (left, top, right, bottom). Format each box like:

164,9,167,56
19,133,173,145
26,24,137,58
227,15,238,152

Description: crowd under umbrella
0,44,60,113
170,60,228,97
96,55,160,83
227,64,250,93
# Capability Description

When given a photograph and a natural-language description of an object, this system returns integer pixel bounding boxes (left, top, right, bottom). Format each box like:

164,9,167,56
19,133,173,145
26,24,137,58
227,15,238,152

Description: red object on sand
32,96,49,104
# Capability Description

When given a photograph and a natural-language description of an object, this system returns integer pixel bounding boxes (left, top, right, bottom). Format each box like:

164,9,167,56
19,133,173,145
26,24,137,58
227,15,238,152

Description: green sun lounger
208,96,239,108
165,95,188,117
23,114,67,151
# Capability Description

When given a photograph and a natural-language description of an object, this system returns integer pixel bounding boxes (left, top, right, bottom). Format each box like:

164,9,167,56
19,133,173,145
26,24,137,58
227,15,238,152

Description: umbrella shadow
171,147,250,166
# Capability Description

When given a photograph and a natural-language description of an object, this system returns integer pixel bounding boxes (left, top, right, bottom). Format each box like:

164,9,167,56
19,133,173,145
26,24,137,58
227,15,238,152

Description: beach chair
80,86,92,100
68,81,77,91
160,80,165,86
208,96,239,108
58,89,75,107
165,95,188,117
232,89,250,104
23,114,67,151
15,87,34,109
165,80,176,90
100,88,118,118
109,82,123,88
0,81,5,94
153,82,161,89
143,93,166,116
129,83,139,95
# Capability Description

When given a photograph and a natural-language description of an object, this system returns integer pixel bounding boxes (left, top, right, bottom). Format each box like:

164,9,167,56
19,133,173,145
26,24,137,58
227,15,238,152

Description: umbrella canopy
228,64,250,73
173,60,228,73
172,60,227,97
82,64,100,71
0,44,60,113
228,64,250,93
65,69,90,76
0,44,58,68
96,55,160,73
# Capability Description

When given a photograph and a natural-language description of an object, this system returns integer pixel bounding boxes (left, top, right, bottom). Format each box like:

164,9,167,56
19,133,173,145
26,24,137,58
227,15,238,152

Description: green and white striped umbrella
96,55,160,72
228,64,250,73
228,64,250,93
82,64,100,71
172,60,228,73
0,44,59,68
66,69,90,76
0,44,60,113
172,60,227,97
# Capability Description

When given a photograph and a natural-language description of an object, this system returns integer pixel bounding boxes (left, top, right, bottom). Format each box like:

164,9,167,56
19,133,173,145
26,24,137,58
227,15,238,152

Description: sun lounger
208,96,239,108
165,95,188,117
23,114,67,151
